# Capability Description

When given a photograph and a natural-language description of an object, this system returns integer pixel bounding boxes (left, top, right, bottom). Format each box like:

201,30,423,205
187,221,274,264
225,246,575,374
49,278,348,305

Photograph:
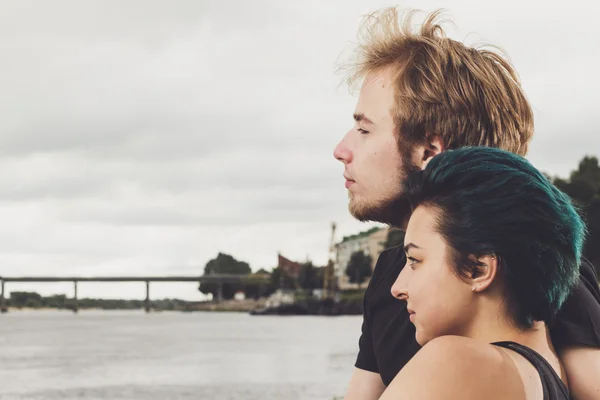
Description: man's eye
357,128,369,134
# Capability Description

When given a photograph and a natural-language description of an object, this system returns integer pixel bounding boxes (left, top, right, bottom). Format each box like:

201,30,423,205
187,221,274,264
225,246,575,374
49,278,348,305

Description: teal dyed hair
404,147,586,329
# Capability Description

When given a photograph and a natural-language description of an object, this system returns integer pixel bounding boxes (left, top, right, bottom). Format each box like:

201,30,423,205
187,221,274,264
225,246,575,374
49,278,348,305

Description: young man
333,7,600,400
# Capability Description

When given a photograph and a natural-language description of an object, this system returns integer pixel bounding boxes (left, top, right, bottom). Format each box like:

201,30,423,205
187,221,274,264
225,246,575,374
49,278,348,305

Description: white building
334,226,389,290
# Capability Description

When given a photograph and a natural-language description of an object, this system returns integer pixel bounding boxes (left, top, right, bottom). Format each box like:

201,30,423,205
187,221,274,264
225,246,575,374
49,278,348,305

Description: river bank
181,298,268,312
2,297,364,315
2,290,366,314
1,299,268,313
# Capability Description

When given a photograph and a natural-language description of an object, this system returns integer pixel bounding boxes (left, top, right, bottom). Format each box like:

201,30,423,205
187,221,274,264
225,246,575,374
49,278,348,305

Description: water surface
0,310,362,399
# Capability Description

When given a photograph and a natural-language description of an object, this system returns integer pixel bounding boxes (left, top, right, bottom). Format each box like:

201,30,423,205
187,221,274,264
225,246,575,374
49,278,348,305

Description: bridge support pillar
73,281,78,313
217,282,223,303
258,282,264,300
145,281,151,313
1,279,6,313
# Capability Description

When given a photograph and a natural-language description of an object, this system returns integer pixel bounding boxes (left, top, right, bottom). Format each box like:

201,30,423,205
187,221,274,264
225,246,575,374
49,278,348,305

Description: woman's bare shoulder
379,336,525,400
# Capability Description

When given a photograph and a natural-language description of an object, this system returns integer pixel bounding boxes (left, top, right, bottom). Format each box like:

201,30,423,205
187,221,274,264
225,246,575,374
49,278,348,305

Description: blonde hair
341,8,533,156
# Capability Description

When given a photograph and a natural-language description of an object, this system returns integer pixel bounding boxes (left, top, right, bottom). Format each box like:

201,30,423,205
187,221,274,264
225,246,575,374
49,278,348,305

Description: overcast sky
1,0,599,300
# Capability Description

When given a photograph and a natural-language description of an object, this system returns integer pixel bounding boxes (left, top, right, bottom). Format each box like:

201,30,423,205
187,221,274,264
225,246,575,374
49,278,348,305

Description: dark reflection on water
0,310,361,400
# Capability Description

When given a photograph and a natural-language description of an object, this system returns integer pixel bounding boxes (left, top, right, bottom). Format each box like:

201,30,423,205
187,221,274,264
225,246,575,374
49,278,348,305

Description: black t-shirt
355,243,600,387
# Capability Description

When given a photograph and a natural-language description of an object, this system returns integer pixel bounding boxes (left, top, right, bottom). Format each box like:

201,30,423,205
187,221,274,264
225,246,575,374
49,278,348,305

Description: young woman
381,147,585,400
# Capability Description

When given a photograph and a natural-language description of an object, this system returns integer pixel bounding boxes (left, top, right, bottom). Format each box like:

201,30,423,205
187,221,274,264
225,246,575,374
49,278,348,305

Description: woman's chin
414,331,428,346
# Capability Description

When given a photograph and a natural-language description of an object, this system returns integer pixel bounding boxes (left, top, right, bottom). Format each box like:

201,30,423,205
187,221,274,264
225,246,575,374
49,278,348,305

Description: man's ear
413,134,444,170
471,254,499,293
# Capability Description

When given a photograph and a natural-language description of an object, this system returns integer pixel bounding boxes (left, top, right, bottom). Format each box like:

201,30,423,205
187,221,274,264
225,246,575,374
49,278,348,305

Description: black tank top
491,341,570,400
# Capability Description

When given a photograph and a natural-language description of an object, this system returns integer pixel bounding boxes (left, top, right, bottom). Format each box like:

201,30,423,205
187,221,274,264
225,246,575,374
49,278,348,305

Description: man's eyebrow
403,243,421,253
353,113,375,126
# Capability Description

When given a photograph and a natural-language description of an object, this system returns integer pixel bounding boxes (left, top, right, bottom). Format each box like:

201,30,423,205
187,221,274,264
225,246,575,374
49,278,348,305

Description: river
0,310,362,399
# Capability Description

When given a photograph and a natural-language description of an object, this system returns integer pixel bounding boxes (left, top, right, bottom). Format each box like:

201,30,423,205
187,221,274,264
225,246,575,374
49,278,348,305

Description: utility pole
323,222,337,300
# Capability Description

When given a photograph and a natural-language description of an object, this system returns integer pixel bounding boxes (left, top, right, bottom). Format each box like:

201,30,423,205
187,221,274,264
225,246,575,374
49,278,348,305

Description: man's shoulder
577,256,600,302
581,256,599,284
367,244,406,292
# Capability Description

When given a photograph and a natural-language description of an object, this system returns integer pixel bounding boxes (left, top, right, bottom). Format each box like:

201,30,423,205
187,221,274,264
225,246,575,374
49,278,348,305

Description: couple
334,8,600,400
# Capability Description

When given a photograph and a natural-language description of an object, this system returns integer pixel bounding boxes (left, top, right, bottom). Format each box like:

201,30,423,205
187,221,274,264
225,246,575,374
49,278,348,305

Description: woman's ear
470,254,499,293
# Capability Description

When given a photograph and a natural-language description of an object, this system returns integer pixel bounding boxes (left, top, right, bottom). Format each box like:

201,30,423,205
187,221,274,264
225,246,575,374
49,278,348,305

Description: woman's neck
467,314,549,348
464,297,547,346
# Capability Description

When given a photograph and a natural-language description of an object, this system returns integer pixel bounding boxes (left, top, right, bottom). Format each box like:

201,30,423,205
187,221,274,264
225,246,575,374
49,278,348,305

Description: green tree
255,268,270,275
298,262,323,291
204,252,251,275
241,271,272,299
571,156,600,192
199,252,252,300
346,251,373,287
9,291,43,308
551,155,600,271
314,265,326,290
268,267,296,292
44,294,68,309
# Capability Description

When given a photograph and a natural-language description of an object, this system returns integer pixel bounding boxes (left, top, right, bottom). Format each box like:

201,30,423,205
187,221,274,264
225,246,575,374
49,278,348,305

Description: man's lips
344,175,355,188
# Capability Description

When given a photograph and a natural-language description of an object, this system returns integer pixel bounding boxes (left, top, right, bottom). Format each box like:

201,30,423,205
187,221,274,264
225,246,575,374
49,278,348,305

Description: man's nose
333,132,352,163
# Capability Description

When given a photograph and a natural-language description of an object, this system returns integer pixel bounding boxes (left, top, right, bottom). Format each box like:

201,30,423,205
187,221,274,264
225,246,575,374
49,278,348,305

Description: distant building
277,253,303,278
334,226,389,290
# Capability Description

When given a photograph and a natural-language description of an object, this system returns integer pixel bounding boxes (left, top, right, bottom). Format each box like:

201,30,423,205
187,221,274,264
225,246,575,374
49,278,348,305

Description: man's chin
348,205,376,223
348,196,411,227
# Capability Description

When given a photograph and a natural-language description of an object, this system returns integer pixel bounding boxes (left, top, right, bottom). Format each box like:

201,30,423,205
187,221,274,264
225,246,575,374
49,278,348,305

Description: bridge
0,274,270,313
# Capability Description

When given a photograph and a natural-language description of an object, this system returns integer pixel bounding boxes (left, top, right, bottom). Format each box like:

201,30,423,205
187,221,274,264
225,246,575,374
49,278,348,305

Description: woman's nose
391,268,409,300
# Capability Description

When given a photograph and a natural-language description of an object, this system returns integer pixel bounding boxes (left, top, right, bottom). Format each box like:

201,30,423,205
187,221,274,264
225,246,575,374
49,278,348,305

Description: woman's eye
407,256,419,270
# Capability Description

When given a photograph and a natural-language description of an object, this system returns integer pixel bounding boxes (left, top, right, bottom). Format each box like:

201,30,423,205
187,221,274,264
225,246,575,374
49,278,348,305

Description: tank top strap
491,341,570,400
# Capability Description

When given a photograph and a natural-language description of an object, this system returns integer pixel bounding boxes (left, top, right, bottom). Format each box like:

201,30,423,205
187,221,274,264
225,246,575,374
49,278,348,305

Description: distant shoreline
2,298,268,313
2,307,111,313
7,307,71,312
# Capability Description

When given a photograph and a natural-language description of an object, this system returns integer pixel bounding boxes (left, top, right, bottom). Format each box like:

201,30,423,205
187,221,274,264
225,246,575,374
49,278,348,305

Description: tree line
198,252,328,300
5,292,191,310
551,156,600,270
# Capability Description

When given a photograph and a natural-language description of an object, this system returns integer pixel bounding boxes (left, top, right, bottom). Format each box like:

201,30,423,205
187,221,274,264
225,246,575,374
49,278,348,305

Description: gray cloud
0,0,598,299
